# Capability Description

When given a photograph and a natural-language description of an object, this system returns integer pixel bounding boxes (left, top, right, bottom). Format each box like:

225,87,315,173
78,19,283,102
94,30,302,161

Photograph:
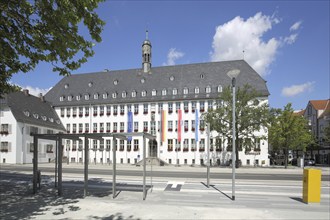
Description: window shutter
8,142,11,152
8,124,12,134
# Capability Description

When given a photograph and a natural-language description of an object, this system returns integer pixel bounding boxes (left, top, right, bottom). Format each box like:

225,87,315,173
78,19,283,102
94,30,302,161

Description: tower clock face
143,45,151,53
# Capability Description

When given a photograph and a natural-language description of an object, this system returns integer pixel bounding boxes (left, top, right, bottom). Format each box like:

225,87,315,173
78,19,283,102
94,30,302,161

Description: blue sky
11,0,329,110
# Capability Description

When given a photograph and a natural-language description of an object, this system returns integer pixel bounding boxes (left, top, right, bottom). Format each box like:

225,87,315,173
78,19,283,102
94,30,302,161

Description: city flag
127,111,133,141
195,109,199,141
161,110,167,142
178,109,182,142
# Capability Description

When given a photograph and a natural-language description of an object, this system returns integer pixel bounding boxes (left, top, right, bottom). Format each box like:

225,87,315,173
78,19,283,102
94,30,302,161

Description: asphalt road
1,165,329,181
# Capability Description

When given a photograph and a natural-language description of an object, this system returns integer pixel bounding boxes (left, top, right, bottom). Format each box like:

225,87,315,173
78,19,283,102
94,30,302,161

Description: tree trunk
284,147,288,169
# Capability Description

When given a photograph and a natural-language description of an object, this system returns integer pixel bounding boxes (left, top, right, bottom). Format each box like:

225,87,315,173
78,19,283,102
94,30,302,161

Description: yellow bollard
302,168,321,203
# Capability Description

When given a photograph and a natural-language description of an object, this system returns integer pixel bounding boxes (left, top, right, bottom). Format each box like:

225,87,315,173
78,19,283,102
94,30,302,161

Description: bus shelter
31,132,155,200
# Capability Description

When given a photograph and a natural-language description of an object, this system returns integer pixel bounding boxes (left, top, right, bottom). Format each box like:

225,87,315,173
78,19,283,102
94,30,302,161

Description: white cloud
281,82,315,97
284,33,298,45
290,21,302,32
210,12,280,76
21,85,51,97
163,48,184,66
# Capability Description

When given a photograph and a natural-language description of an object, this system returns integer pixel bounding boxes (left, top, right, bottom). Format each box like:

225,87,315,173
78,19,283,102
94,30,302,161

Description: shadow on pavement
290,197,307,204
0,171,149,220
200,182,233,200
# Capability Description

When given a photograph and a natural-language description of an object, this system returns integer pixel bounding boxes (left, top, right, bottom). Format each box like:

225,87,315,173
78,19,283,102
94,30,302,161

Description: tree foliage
0,0,105,96
268,103,314,168
202,84,269,167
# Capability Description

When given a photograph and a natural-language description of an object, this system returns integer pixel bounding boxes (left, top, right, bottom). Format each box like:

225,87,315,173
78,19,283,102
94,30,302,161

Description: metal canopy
32,132,155,200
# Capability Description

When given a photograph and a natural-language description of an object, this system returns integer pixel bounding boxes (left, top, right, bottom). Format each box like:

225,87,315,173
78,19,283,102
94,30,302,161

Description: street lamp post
227,69,240,201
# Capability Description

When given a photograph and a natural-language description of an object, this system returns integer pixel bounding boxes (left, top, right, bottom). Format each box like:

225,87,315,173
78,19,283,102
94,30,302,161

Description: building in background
44,34,270,166
303,99,330,164
0,90,65,164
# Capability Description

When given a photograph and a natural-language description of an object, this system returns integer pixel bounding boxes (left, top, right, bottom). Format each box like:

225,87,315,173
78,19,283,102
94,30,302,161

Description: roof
2,91,65,131
44,60,270,107
294,109,305,116
309,99,330,110
319,100,330,118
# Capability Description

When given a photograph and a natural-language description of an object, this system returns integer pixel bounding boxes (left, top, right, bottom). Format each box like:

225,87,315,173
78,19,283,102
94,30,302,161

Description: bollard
303,168,321,203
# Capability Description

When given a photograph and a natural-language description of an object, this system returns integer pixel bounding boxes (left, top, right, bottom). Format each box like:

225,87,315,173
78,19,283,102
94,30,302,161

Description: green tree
203,84,269,168
0,0,105,96
268,103,314,168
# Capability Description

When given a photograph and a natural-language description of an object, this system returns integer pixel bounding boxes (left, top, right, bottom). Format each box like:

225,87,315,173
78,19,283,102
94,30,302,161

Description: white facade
0,106,63,164
59,99,269,166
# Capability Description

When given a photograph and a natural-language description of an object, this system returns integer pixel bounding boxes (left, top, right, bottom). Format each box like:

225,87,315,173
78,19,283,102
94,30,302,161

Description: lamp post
227,69,240,201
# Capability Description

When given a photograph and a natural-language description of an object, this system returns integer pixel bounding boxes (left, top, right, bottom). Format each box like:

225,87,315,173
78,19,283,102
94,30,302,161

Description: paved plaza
1,164,329,219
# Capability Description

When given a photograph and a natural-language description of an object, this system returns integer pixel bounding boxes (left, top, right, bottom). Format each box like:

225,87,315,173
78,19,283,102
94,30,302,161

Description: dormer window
195,87,199,94
183,87,188,95
56,120,61,124
85,94,90,100
141,90,147,97
162,89,167,96
112,92,117,99
88,82,93,87
217,85,222,93
41,116,47,121
93,93,99,99
206,86,211,93
169,75,175,81
132,90,137,98
49,118,54,123
64,84,69,89
68,95,73,101
113,79,118,85
173,89,178,95
60,96,64,101
152,89,157,96
33,113,39,119
122,91,127,98
76,95,81,100
23,110,30,117
103,93,108,99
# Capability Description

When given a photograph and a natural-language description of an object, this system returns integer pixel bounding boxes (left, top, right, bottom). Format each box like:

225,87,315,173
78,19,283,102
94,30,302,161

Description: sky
11,0,330,111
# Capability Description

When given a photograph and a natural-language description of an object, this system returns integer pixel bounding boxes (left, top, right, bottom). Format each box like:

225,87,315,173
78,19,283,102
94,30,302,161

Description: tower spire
142,30,152,73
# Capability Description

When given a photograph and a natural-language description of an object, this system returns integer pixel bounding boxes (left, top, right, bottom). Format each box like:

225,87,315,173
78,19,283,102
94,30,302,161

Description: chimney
23,89,29,96
39,93,45,102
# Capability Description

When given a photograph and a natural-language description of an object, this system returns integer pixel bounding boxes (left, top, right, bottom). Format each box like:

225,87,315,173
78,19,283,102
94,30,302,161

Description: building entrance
149,139,158,157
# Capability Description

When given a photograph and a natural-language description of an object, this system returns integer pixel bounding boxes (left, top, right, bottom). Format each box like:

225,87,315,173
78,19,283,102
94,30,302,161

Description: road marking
165,181,185,191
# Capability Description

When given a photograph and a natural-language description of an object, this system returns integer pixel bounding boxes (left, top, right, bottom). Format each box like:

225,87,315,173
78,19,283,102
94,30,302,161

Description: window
120,105,125,115
85,106,89,116
206,86,211,93
162,89,167,96
85,123,89,133
134,139,139,151
103,93,108,99
120,122,124,132
93,140,97,150
208,100,213,110
199,139,205,152
112,92,117,98
72,124,77,133
85,94,90,100
217,85,222,93
173,88,178,95
119,140,125,151
106,105,111,115
183,139,189,152
127,104,132,112
168,139,173,151
98,106,104,116
72,142,77,151
66,107,71,117
143,104,148,114
184,102,189,113
152,89,157,96
60,108,65,117
79,140,83,151
200,120,205,131
0,124,10,135
106,123,111,132
93,106,98,116
134,104,139,115
200,101,205,112
195,87,199,94
176,102,180,112
122,91,127,98
106,140,111,151
93,123,97,133
60,96,64,101
113,122,117,132
79,123,83,133
133,121,139,132
158,103,163,113
79,107,83,117
72,107,77,117
142,90,147,97
66,124,70,133
88,82,93,87
183,87,188,94
168,103,173,113
184,120,188,132
127,140,132,151
132,90,137,97
100,123,104,132
94,93,99,99
99,140,104,150
1,142,10,152
143,121,148,132
168,121,173,132
191,139,196,151
113,79,118,85
192,101,196,112
113,105,118,115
